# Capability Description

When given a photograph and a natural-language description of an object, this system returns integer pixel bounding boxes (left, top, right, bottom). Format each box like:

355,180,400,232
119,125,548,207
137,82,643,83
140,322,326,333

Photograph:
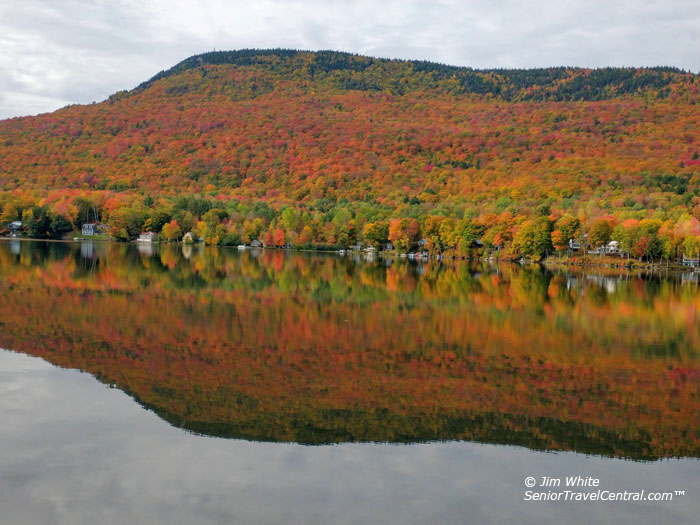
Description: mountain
1,50,699,255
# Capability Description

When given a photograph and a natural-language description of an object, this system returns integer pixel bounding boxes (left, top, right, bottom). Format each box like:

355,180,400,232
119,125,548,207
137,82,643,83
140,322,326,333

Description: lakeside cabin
81,223,98,236
250,239,263,248
8,221,22,236
682,255,700,268
137,232,156,243
588,240,623,256
606,241,621,255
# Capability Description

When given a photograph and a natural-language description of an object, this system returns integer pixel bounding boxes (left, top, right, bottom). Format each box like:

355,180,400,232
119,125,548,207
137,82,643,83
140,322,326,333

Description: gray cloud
0,0,698,119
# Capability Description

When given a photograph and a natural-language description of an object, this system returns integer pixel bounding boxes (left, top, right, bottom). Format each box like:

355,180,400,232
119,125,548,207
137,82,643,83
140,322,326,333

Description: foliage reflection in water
0,240,698,460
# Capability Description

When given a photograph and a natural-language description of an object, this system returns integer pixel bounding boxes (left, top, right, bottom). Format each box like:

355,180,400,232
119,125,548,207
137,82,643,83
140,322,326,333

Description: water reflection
0,240,698,460
137,242,155,257
9,239,20,255
80,241,96,260
2,349,698,525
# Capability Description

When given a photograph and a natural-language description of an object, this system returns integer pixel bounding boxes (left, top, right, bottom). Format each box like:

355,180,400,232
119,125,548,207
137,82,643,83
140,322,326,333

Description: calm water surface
0,240,698,524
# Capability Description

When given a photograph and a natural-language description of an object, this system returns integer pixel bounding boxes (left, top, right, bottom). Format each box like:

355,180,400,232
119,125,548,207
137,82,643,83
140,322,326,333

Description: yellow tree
162,220,182,242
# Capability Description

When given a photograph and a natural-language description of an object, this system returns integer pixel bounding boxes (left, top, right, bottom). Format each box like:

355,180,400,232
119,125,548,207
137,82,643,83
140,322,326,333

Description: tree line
4,191,700,262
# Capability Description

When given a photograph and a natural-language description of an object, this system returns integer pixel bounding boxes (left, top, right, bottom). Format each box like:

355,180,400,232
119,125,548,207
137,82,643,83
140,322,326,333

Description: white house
82,223,98,236
8,221,22,236
137,232,156,242
605,241,621,255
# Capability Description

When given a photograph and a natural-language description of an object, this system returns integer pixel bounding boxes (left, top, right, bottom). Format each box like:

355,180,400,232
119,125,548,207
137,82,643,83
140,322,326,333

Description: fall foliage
1,50,699,259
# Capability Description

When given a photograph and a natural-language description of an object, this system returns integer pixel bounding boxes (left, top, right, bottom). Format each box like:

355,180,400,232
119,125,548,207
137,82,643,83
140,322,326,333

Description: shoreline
2,236,698,274
541,255,693,273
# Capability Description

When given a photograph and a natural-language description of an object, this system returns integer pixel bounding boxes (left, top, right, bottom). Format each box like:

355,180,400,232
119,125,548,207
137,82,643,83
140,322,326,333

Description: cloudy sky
0,0,698,120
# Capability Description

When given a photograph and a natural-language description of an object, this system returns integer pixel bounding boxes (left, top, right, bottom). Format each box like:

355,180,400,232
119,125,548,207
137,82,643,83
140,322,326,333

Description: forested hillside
1,50,699,258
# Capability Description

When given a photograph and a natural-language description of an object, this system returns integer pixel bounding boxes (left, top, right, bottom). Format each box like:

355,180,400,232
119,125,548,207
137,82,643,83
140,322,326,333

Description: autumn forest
1,50,700,260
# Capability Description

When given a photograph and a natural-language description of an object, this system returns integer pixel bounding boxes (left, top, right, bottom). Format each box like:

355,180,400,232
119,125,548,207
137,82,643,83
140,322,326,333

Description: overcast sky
0,0,698,120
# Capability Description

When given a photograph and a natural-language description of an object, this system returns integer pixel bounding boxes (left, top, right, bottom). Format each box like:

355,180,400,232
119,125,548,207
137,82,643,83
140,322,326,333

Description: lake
0,240,698,524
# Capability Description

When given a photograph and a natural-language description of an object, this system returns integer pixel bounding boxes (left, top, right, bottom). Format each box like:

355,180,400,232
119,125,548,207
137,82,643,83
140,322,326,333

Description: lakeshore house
81,223,98,236
250,239,263,248
682,255,700,267
137,232,156,242
8,221,22,236
606,240,621,255
588,240,623,256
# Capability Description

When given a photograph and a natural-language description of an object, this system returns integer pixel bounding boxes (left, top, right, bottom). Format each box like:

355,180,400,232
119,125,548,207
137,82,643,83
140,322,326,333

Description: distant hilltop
134,48,697,102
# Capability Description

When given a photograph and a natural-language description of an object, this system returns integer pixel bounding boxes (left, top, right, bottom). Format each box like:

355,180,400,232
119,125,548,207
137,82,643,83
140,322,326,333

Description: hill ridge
133,48,695,102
